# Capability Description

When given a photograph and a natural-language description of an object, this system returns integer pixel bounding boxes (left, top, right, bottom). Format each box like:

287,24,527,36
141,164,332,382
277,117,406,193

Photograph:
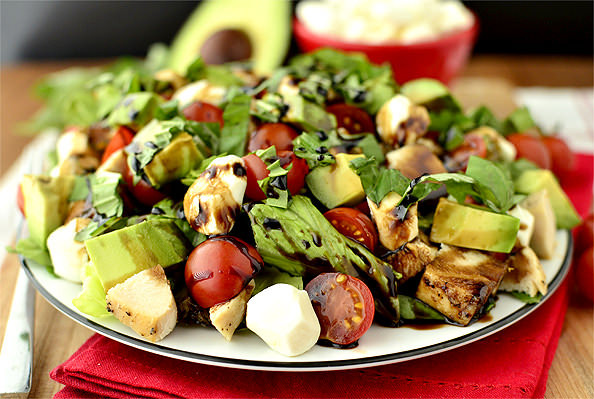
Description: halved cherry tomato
575,246,594,303
17,183,25,216
506,133,552,170
574,214,594,258
242,151,309,200
182,101,224,127
542,135,575,181
305,272,375,345
122,163,166,207
101,126,135,164
326,104,374,135
444,132,487,171
324,208,378,252
185,236,263,308
247,123,299,152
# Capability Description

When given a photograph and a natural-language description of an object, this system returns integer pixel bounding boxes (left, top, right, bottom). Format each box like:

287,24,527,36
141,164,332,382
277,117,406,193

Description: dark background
1,1,592,64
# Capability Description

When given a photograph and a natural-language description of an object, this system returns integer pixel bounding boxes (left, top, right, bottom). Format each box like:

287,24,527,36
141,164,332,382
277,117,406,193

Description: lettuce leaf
72,263,111,318
248,195,401,324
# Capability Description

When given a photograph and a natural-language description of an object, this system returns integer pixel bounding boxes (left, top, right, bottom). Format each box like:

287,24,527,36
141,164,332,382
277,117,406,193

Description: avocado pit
200,29,253,64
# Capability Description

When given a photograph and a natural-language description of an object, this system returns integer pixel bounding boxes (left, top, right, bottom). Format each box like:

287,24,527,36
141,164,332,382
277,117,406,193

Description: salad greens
14,45,570,351
248,196,400,323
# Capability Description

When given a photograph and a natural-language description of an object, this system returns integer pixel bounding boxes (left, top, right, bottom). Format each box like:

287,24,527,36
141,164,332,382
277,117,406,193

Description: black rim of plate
20,231,573,371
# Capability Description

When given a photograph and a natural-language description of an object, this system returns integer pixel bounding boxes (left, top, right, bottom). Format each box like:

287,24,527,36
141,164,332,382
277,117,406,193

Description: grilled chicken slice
184,155,248,235
106,265,177,342
210,280,255,341
500,246,547,297
416,244,508,325
386,144,447,179
367,192,419,250
385,233,438,283
375,94,430,147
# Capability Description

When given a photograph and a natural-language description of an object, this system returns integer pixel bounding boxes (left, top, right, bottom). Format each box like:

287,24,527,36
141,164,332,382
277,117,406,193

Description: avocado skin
21,175,74,248
85,219,191,292
168,0,291,75
306,153,365,209
400,78,462,112
514,169,581,229
430,198,520,253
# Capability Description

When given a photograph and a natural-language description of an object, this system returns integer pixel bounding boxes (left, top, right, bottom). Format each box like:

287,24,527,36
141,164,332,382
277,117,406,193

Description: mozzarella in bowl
296,0,474,45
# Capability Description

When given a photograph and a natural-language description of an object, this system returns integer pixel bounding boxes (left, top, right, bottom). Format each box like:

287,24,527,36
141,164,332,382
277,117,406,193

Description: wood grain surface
1,56,592,398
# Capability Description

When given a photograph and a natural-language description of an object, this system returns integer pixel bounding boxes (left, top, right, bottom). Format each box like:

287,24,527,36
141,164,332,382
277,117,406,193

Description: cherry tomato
278,151,309,195
575,246,594,303
185,236,263,308
17,183,25,216
242,151,309,200
326,104,374,135
305,273,375,345
182,101,224,127
324,208,378,252
542,135,575,181
444,132,487,171
122,163,166,207
247,123,299,152
101,126,135,164
574,214,594,258
506,133,552,170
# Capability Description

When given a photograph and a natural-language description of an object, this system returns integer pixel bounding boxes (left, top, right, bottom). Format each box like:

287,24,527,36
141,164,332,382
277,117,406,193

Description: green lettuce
248,195,401,324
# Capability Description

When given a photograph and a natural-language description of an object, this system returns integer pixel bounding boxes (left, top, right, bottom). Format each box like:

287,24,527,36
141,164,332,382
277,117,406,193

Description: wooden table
1,55,592,398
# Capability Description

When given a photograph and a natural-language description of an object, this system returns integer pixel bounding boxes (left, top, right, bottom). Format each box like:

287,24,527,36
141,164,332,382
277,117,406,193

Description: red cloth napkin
51,154,593,399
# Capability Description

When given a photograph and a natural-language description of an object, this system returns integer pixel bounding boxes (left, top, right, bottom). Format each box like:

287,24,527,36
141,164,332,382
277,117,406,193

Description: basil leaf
349,157,410,205
293,131,340,169
155,99,180,120
502,106,536,135
254,146,291,208
74,217,129,242
252,93,287,123
180,153,227,186
354,134,385,164
149,199,206,247
219,93,251,156
465,156,515,212
106,92,162,127
90,172,124,218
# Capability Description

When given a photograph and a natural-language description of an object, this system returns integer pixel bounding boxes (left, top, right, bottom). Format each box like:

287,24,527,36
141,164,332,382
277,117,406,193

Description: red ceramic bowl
293,16,478,85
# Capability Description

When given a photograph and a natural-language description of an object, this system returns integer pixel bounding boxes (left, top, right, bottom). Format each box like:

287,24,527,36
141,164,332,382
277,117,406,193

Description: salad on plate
14,47,581,357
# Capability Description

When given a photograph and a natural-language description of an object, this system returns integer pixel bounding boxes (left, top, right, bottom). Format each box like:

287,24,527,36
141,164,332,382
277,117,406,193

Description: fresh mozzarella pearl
246,284,320,357
47,218,91,283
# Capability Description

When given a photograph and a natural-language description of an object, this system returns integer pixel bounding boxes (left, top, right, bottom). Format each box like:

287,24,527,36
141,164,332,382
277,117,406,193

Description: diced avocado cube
430,198,520,253
85,219,191,292
21,175,74,248
514,169,581,229
282,94,336,132
144,132,204,188
306,153,365,209
400,78,462,112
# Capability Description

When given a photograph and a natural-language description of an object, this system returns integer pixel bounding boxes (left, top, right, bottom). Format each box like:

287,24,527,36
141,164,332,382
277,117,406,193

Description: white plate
21,230,572,371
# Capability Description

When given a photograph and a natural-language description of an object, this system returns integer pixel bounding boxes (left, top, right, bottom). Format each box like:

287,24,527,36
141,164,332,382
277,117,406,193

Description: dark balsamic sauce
317,339,358,349
262,217,282,231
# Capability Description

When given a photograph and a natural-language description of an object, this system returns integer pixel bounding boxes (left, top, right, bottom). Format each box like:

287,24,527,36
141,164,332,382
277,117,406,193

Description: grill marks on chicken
416,244,508,325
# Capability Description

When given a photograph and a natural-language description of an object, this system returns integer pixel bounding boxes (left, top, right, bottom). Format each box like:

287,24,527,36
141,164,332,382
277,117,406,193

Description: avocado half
168,0,291,75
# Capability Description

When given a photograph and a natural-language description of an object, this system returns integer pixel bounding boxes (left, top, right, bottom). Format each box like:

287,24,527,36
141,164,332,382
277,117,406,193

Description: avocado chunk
168,0,291,75
514,169,581,229
85,219,191,292
282,94,337,132
430,198,520,253
21,175,74,248
306,153,365,209
400,78,462,112
131,121,205,188
144,133,204,188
